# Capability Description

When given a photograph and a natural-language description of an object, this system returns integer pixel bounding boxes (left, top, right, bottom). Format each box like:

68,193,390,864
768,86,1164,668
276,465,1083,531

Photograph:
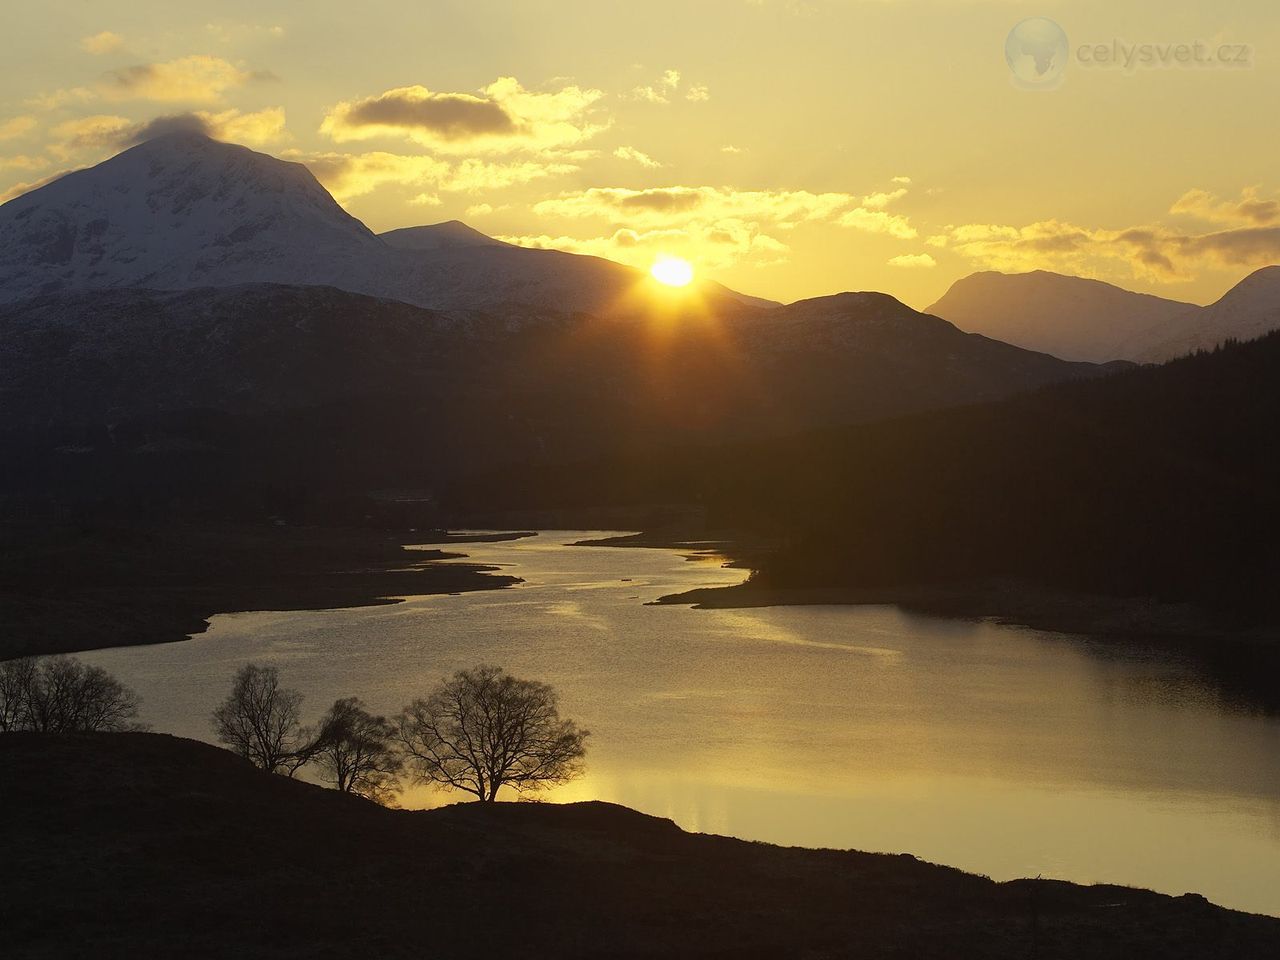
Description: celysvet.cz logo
1006,18,1253,90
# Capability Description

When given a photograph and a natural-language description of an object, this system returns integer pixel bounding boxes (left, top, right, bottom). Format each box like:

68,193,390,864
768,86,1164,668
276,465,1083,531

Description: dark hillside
3,733,1278,959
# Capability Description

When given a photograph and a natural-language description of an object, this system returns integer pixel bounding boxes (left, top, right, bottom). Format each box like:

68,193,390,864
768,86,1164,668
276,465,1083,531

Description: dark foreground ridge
3,733,1276,959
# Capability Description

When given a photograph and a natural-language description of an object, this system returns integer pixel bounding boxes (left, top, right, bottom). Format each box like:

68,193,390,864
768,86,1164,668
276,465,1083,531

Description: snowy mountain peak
0,132,380,302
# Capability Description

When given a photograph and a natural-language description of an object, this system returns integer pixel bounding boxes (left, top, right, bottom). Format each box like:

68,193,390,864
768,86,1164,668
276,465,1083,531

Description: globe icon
1005,18,1069,89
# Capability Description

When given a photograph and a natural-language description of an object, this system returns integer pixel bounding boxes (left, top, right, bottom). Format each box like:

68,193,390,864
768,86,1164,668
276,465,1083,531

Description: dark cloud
618,189,702,214
103,64,160,94
123,113,214,145
343,90,514,140
1179,226,1280,265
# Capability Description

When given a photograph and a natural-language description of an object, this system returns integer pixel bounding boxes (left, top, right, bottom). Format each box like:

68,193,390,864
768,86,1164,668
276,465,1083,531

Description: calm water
81,532,1280,916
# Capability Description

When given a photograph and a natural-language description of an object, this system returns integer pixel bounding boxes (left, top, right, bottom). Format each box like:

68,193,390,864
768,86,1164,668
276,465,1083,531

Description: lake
81,531,1280,917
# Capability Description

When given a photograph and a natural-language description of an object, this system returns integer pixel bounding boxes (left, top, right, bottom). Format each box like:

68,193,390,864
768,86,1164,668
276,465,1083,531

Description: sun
650,256,695,288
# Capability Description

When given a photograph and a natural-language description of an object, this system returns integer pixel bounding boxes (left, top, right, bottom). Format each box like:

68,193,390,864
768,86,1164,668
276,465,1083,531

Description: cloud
0,154,47,172
444,157,577,192
1170,187,1280,226
721,145,744,154
204,22,286,44
888,253,936,268
861,188,907,210
836,206,917,239
629,68,708,104
291,149,576,202
320,78,606,154
614,145,663,168
466,203,495,217
527,183,917,269
48,109,287,161
80,31,124,55
197,107,287,145
122,113,214,143
534,185,856,226
294,151,451,202
100,55,253,103
49,114,135,158
0,116,37,141
939,199,1280,282
25,88,96,111
325,88,514,140
630,69,681,103
501,221,789,272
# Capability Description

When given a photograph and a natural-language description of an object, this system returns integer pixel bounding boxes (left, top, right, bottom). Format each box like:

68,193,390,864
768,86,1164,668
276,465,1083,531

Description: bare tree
0,657,38,732
211,664,316,775
0,656,142,733
396,665,588,802
313,697,401,805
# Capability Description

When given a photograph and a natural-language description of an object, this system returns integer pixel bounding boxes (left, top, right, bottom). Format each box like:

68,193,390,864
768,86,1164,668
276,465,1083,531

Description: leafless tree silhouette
212,664,316,775
0,656,141,732
314,697,401,805
396,665,588,802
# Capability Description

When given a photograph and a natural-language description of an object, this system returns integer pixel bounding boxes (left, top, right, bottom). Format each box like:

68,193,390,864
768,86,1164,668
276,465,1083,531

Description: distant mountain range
928,268,1280,363
0,133,1124,510
0,132,771,319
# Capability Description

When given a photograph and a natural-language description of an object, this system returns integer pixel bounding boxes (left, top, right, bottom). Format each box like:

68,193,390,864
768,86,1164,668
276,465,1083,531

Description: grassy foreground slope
3,733,1277,959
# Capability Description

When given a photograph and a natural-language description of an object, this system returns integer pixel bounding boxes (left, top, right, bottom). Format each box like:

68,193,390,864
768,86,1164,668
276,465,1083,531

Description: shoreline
572,529,1276,644
0,521,525,661
579,531,1280,709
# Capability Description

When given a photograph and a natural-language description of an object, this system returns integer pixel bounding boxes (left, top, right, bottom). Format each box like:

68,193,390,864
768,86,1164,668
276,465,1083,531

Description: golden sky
3,1,1278,308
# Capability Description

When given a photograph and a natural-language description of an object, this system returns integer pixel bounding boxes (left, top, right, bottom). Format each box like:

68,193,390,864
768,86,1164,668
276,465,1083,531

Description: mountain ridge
927,267,1280,363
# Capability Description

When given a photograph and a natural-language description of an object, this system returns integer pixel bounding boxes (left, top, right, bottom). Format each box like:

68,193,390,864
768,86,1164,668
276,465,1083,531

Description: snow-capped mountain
0,133,772,316
1135,266,1280,361
0,133,383,299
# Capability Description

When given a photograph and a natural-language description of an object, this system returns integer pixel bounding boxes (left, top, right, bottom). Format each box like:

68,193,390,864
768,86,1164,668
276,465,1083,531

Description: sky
2,0,1278,308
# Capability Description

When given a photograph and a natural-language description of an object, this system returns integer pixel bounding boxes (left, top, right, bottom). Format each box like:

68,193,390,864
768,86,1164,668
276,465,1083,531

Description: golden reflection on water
81,532,1280,917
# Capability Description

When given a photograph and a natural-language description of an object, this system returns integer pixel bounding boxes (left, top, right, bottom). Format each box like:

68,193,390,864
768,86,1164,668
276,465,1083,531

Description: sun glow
650,256,695,287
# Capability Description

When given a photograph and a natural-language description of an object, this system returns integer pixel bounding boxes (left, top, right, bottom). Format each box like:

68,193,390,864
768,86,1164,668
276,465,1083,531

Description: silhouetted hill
450,331,1280,627
4,732,1276,958
0,283,1117,513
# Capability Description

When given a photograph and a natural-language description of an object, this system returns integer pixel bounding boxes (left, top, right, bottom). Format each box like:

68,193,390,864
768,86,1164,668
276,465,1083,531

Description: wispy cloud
613,145,662,168
80,31,124,55
1170,186,1279,226
0,116,37,141
99,55,254,103
629,68,709,104
888,253,936,268
45,108,286,162
291,149,578,202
